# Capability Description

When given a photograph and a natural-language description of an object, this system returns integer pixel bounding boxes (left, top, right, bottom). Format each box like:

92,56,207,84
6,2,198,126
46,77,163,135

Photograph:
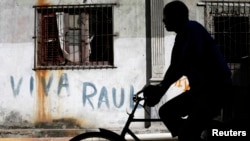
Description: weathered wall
0,0,193,132
0,0,147,129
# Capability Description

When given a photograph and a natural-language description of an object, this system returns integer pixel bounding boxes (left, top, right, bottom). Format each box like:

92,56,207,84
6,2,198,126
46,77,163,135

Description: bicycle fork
120,98,141,141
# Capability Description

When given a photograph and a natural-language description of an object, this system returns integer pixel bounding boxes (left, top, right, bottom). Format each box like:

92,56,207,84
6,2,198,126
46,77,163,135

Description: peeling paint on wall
0,111,33,128
0,0,150,131
35,118,81,129
6,70,190,129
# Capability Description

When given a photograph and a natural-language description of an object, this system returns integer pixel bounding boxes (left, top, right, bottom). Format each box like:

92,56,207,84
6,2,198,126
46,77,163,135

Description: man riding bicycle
142,1,232,141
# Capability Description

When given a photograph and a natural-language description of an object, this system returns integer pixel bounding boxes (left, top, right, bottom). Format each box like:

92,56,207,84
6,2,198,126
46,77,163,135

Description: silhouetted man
143,1,232,141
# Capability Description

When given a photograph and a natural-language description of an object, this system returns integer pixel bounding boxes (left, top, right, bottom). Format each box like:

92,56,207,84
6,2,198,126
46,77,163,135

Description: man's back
173,20,232,89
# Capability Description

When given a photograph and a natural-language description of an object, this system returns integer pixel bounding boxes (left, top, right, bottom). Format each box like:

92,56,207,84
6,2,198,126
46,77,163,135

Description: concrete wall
0,0,148,129
0,0,194,132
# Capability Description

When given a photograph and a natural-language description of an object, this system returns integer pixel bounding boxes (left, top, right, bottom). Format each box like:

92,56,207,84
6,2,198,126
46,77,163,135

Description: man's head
163,1,189,32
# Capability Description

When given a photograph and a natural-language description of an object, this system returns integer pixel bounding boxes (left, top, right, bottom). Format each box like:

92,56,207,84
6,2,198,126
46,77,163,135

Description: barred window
203,1,250,76
214,16,249,63
33,4,116,70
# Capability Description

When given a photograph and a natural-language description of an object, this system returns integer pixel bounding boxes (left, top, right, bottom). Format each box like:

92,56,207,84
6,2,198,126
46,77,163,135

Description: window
33,4,116,70
214,16,249,63
204,1,250,72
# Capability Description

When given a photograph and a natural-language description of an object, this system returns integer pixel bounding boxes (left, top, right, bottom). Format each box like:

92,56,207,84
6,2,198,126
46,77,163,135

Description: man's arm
159,63,183,93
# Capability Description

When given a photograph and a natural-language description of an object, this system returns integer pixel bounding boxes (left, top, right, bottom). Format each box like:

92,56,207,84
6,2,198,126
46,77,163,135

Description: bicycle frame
70,92,163,141
118,93,162,141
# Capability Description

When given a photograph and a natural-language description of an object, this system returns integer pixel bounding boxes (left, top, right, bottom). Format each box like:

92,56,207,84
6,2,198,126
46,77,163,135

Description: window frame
203,1,250,60
201,1,250,88
33,4,117,70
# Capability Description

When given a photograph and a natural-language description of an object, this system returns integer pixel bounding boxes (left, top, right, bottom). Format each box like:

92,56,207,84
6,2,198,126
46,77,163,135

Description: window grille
33,4,116,70
203,1,250,75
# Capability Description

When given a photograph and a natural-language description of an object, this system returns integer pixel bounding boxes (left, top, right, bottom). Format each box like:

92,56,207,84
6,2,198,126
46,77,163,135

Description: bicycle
69,91,164,141
69,89,249,141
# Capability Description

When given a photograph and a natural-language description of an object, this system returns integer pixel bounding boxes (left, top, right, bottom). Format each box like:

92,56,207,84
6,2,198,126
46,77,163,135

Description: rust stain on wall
36,0,50,6
35,70,87,128
36,70,52,123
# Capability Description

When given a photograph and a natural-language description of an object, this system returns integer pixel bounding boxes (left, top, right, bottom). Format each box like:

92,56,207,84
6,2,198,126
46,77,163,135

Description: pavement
0,138,72,141
0,129,79,141
0,137,177,141
0,127,177,141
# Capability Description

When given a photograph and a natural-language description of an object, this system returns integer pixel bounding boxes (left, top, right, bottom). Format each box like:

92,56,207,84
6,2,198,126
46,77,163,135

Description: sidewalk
0,137,178,141
0,136,177,141
0,126,177,141
0,129,80,141
0,138,71,141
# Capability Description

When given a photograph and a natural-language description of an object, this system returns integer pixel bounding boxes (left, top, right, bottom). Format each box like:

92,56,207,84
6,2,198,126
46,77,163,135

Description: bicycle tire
70,131,119,141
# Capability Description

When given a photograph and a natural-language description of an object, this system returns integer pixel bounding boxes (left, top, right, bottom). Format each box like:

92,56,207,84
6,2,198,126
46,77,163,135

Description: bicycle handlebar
133,89,148,108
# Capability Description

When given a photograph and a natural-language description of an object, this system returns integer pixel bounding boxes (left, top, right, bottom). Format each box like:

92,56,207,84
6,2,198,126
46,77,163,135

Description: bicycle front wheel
70,131,119,141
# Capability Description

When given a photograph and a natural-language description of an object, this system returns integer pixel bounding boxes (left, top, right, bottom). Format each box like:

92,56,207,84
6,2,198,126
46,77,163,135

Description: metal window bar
203,1,250,76
33,4,117,70
197,0,250,122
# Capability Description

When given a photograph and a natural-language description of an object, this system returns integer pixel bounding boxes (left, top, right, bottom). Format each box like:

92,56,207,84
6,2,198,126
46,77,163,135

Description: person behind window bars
142,1,232,141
